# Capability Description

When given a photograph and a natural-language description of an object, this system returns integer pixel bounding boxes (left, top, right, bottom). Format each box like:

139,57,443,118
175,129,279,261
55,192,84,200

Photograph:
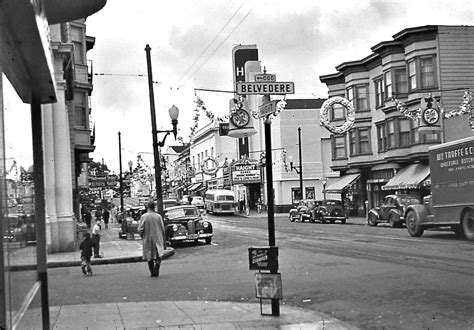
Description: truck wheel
461,209,474,241
406,210,424,237
367,213,378,227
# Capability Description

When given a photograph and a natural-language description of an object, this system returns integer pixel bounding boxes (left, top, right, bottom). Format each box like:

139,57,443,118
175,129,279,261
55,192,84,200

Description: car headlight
203,222,209,228
172,224,178,231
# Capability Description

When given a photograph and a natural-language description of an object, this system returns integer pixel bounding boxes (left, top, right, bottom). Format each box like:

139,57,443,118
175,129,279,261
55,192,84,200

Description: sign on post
255,74,276,82
258,100,277,118
237,82,295,95
248,246,279,271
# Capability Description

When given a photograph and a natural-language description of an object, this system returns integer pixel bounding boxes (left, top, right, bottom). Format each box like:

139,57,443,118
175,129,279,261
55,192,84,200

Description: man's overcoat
137,211,166,261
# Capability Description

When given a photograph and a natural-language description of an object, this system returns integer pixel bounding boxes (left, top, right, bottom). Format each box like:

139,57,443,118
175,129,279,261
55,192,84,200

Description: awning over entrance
188,182,203,192
323,173,360,194
382,163,430,191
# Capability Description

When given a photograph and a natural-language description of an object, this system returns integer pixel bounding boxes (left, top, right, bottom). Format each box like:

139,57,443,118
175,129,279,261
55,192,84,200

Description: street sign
237,82,295,95
248,246,279,271
255,74,276,82
258,100,277,118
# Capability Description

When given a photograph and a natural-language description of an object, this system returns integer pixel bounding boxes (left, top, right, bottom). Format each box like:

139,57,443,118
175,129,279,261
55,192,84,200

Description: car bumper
169,232,213,242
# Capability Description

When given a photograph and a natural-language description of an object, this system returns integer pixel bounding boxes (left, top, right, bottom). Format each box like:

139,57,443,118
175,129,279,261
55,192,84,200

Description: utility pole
297,127,303,199
118,131,124,214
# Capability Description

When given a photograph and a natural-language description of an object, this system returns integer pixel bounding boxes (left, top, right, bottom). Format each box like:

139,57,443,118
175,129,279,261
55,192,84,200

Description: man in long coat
137,201,166,277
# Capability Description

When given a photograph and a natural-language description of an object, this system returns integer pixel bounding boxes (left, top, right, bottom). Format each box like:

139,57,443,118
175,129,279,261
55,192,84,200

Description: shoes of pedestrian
152,260,161,277
94,255,103,258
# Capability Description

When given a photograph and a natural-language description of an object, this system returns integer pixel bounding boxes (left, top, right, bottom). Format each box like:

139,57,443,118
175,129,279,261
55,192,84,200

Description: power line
183,6,254,84
176,2,244,84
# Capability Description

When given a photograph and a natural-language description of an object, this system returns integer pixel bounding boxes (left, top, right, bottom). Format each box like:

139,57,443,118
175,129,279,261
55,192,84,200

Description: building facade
320,25,474,213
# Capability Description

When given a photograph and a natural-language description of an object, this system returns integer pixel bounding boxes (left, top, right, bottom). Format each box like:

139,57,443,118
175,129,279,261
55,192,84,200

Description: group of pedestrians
79,200,165,278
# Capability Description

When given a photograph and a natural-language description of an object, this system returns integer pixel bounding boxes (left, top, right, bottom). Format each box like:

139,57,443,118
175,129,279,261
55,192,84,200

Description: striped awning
382,163,430,191
188,182,203,192
323,173,360,193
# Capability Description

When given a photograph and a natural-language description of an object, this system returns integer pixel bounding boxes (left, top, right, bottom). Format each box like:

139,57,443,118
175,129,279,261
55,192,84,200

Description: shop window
305,187,315,199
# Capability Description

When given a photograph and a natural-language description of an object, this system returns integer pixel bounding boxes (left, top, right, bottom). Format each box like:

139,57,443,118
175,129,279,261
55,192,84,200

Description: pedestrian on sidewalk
102,208,110,229
79,233,96,276
91,219,103,258
84,209,92,229
137,201,165,277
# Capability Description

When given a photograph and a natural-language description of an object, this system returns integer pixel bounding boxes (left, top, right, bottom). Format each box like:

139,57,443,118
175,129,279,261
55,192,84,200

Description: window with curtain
74,92,87,127
384,72,392,100
387,120,395,149
399,118,411,147
347,85,369,112
333,135,346,160
408,60,417,90
408,55,437,91
374,78,384,108
377,123,387,152
349,128,371,156
394,68,408,96
420,57,435,88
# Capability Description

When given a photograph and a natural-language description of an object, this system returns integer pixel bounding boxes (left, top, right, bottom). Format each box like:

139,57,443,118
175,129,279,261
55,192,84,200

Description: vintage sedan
164,205,213,246
288,199,320,223
316,199,347,224
367,194,421,228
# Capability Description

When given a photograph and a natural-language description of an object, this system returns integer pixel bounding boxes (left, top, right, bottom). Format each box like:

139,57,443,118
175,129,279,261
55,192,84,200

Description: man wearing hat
137,201,166,277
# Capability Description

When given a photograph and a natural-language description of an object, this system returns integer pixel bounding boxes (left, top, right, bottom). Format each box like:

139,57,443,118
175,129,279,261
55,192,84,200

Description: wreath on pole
320,96,355,134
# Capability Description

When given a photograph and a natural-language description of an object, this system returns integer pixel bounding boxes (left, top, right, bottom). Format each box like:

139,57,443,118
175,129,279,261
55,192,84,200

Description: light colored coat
137,210,166,261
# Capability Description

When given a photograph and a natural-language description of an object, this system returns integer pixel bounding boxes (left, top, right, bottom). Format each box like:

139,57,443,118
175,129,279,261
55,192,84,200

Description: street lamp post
145,44,179,217
289,127,304,200
118,131,124,214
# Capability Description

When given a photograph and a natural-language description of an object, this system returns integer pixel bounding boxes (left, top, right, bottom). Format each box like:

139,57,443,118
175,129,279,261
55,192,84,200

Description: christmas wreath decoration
201,157,219,176
320,96,355,134
393,90,473,129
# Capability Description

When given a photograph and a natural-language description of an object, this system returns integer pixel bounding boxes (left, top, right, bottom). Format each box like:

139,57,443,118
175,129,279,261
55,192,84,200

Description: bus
204,189,236,215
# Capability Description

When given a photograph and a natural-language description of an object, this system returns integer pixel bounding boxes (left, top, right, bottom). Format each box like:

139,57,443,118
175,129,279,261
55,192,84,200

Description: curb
9,248,175,271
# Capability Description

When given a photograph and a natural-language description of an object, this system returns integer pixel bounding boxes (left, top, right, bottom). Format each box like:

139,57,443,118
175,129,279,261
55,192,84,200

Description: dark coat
79,237,96,258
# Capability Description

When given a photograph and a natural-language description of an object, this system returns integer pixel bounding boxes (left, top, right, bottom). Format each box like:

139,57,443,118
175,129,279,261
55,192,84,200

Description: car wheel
289,215,296,222
205,237,212,244
341,218,346,224
321,216,326,224
461,209,474,241
367,213,378,227
309,215,315,223
406,210,424,237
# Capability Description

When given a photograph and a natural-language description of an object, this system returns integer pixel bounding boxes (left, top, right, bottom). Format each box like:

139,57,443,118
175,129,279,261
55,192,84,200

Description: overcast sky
4,0,474,174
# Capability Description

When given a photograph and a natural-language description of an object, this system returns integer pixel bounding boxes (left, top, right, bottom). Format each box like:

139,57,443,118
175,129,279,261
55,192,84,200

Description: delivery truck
404,136,474,240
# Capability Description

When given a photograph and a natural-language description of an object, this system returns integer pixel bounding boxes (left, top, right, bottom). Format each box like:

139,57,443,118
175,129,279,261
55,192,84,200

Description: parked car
164,205,213,246
288,199,320,223
367,194,421,228
316,199,347,224
191,196,205,209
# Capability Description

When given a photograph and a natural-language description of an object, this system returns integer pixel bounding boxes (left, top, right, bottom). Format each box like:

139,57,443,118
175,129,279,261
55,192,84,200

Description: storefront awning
188,182,203,192
382,163,430,191
323,173,360,193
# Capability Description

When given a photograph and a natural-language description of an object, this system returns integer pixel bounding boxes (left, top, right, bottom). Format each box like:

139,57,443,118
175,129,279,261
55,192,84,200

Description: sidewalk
18,220,357,329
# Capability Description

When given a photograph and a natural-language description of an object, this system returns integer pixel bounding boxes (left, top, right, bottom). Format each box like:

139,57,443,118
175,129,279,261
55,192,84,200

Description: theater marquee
231,160,262,185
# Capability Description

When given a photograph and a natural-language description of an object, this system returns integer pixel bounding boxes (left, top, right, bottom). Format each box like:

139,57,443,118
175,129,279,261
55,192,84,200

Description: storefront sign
231,161,261,184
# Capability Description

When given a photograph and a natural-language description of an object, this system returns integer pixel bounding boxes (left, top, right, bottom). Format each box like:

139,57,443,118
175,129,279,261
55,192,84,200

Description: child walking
79,232,96,276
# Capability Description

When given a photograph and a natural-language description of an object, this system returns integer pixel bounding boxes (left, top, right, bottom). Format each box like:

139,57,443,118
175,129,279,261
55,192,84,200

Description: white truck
405,136,474,240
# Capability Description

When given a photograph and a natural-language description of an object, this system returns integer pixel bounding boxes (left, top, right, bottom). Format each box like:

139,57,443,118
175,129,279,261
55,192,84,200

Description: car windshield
166,207,199,220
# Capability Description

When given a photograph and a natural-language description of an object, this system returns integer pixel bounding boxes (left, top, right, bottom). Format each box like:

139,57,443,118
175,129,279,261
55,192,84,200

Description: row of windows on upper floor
192,148,214,171
330,55,437,120
331,116,440,160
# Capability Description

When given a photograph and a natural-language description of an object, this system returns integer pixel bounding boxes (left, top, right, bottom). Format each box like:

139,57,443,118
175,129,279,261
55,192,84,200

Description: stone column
52,80,75,252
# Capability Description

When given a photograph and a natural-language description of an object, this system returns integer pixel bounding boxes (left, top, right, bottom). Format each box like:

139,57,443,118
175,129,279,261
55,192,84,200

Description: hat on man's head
146,200,156,210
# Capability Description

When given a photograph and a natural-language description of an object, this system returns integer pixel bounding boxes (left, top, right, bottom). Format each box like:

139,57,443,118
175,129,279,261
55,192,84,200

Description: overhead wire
182,6,254,84
176,2,245,85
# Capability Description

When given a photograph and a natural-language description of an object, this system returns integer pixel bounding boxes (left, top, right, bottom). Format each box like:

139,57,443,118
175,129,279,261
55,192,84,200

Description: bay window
333,135,347,160
408,55,437,91
347,84,369,112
